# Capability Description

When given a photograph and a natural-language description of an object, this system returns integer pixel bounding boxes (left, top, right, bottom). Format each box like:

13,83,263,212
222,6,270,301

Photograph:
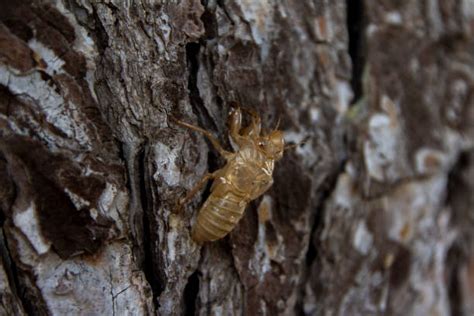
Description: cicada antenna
273,116,281,131
284,136,310,151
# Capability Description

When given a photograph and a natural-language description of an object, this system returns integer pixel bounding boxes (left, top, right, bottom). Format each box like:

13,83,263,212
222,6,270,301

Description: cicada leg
229,107,246,145
175,172,216,212
172,117,232,159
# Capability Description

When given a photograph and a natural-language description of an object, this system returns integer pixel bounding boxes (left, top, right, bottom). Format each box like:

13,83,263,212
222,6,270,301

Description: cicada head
259,130,285,160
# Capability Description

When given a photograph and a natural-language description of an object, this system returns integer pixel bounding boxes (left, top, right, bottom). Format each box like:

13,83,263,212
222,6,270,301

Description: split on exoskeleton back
228,106,287,160
228,106,261,144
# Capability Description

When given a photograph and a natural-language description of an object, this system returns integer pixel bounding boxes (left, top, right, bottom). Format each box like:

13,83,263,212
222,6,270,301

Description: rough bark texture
0,0,473,315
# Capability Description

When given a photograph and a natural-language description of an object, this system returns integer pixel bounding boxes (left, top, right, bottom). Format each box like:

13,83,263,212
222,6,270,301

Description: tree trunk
0,0,473,315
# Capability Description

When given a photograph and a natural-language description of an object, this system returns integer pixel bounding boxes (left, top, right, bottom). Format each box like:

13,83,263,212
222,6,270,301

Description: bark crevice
346,0,366,105
446,244,463,316
183,270,200,316
185,41,219,134
137,143,162,309
185,40,224,175
297,157,347,314
445,150,474,316
0,227,27,314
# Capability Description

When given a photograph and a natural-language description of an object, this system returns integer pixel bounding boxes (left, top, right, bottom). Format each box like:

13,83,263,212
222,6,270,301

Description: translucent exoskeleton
173,108,286,243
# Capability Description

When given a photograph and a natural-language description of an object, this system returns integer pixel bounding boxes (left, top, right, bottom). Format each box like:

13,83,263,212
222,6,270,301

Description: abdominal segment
191,191,246,243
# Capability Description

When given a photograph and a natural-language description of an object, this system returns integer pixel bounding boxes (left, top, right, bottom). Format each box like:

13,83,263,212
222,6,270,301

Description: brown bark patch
0,136,114,259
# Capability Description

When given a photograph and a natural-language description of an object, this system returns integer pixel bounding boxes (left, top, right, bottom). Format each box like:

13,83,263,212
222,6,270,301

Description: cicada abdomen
191,190,246,243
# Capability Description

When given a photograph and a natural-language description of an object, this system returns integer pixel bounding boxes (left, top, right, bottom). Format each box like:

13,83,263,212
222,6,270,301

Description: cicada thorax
227,145,273,190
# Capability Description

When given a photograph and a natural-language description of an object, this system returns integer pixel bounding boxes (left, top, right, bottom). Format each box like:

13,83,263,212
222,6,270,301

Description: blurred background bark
0,0,473,315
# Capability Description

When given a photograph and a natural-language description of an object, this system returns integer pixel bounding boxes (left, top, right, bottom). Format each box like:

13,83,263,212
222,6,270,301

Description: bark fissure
216,0,234,27
445,150,474,316
346,0,366,104
0,227,27,314
186,42,216,131
200,0,218,40
137,143,162,308
446,245,463,316
297,159,347,314
183,270,200,316
185,40,224,177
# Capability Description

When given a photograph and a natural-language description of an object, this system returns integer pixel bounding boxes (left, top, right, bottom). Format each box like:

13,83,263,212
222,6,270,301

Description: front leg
229,107,245,145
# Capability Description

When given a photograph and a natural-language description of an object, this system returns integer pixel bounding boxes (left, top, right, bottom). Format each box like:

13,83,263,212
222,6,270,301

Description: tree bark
0,0,473,315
